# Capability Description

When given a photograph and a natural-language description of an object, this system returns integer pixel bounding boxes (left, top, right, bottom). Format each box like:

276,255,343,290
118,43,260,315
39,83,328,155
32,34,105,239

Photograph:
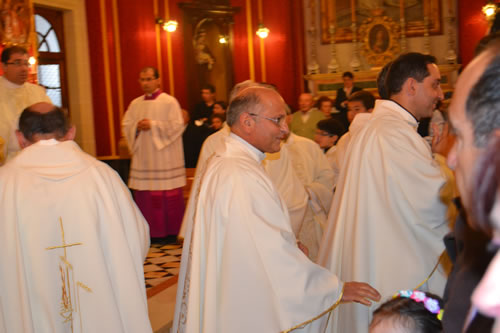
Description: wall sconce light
28,56,36,66
482,2,497,20
156,18,178,32
218,35,228,44
256,23,270,39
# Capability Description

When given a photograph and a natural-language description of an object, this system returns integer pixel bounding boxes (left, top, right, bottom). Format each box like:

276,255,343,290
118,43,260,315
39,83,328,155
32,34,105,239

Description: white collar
229,132,266,162
1,75,24,89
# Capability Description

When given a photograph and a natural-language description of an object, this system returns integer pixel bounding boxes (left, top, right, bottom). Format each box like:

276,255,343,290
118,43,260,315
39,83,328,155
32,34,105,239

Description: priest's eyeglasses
5,60,30,67
248,113,286,127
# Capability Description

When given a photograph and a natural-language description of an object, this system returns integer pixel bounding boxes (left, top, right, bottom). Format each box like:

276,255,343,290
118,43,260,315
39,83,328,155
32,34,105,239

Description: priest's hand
341,281,381,306
137,119,151,131
431,122,454,157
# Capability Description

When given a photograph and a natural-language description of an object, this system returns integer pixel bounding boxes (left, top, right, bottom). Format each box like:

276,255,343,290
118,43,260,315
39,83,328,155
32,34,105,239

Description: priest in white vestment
123,67,186,240
173,86,380,333
0,46,51,162
280,128,335,261
318,53,450,333
0,103,152,333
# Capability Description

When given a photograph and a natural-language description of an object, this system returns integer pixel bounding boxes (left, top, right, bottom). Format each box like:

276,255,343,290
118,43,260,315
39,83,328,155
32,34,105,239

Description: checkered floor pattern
144,243,182,290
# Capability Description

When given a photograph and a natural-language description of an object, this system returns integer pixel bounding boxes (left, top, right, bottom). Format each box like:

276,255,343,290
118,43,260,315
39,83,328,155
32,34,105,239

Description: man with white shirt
173,85,380,333
318,53,450,333
0,103,152,332
122,66,186,243
290,93,326,140
0,46,51,163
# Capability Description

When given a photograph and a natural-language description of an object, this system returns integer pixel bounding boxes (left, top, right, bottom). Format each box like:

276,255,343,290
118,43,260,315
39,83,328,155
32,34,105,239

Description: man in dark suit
335,71,362,128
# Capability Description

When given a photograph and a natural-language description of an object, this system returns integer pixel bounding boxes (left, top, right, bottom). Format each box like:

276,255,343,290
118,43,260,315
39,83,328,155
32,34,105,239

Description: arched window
34,7,68,110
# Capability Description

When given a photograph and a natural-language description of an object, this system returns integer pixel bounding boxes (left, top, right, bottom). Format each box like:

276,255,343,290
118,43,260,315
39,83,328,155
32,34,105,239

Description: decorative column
349,0,361,71
307,0,320,74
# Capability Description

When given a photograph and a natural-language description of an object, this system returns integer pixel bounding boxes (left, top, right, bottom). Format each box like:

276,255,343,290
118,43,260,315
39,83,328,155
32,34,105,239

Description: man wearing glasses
0,46,50,163
173,85,380,333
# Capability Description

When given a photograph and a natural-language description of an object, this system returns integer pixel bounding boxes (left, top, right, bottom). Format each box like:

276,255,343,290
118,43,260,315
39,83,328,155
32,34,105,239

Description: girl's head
370,290,443,333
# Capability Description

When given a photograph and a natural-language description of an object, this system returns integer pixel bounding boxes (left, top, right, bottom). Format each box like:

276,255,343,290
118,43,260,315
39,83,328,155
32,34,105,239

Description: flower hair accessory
393,290,444,320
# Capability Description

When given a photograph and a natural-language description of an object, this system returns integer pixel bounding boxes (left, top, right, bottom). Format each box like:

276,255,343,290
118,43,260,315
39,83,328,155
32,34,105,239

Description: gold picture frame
320,0,442,44
359,12,400,67
0,0,32,47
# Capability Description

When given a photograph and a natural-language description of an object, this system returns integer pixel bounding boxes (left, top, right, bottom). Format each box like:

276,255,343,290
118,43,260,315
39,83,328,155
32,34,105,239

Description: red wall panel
458,0,490,67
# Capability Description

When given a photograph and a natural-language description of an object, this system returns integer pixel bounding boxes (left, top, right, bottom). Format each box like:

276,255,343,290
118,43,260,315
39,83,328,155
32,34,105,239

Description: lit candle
329,0,336,26
310,0,316,27
351,0,356,23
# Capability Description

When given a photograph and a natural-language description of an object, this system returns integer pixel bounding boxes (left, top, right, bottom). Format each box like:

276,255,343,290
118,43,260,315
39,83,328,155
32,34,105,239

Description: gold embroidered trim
414,251,445,290
46,217,92,332
280,284,345,333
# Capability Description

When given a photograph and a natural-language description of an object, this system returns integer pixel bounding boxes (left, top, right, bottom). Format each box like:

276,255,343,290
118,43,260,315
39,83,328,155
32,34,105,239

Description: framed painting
319,0,442,43
0,0,32,46
359,12,400,66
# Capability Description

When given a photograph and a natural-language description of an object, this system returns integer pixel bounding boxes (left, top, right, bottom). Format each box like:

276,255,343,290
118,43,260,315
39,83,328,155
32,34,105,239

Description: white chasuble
318,100,449,333
173,134,342,333
282,133,334,261
0,76,51,161
0,140,152,333
122,92,186,191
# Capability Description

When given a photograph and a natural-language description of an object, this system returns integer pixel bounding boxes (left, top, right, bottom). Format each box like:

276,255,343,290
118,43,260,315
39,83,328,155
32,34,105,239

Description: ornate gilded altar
304,64,460,99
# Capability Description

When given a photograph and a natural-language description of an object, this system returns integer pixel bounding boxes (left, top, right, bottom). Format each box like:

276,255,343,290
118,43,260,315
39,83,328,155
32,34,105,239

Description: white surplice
0,76,51,161
283,133,334,261
329,113,371,186
318,100,449,333
173,133,343,333
0,139,152,333
122,92,186,191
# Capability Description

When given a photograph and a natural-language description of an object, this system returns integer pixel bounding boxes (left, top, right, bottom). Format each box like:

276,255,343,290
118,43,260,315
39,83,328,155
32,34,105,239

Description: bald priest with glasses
0,46,51,164
173,85,380,333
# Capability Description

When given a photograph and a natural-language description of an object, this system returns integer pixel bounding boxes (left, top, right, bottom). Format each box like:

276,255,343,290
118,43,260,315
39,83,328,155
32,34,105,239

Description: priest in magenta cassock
173,85,380,333
122,66,186,241
0,103,152,332
318,53,450,333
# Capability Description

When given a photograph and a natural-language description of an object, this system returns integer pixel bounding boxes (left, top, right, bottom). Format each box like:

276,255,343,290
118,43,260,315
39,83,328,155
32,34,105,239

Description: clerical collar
144,89,161,100
388,99,419,124
1,76,23,89
229,132,266,162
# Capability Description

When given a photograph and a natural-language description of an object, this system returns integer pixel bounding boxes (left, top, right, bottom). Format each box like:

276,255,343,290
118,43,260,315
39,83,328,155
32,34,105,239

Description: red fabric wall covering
231,0,251,84
457,0,489,67
261,0,305,109
86,0,111,156
166,0,188,108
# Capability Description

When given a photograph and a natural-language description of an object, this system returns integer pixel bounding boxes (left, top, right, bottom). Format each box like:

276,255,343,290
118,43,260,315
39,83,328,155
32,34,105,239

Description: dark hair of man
1,45,28,64
348,90,376,110
201,84,215,94
342,71,354,79
371,292,443,333
465,52,500,147
214,101,227,110
377,61,392,99
317,118,346,137
141,66,159,79
19,106,70,142
315,96,332,109
385,53,437,97
472,134,500,236
226,89,263,126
